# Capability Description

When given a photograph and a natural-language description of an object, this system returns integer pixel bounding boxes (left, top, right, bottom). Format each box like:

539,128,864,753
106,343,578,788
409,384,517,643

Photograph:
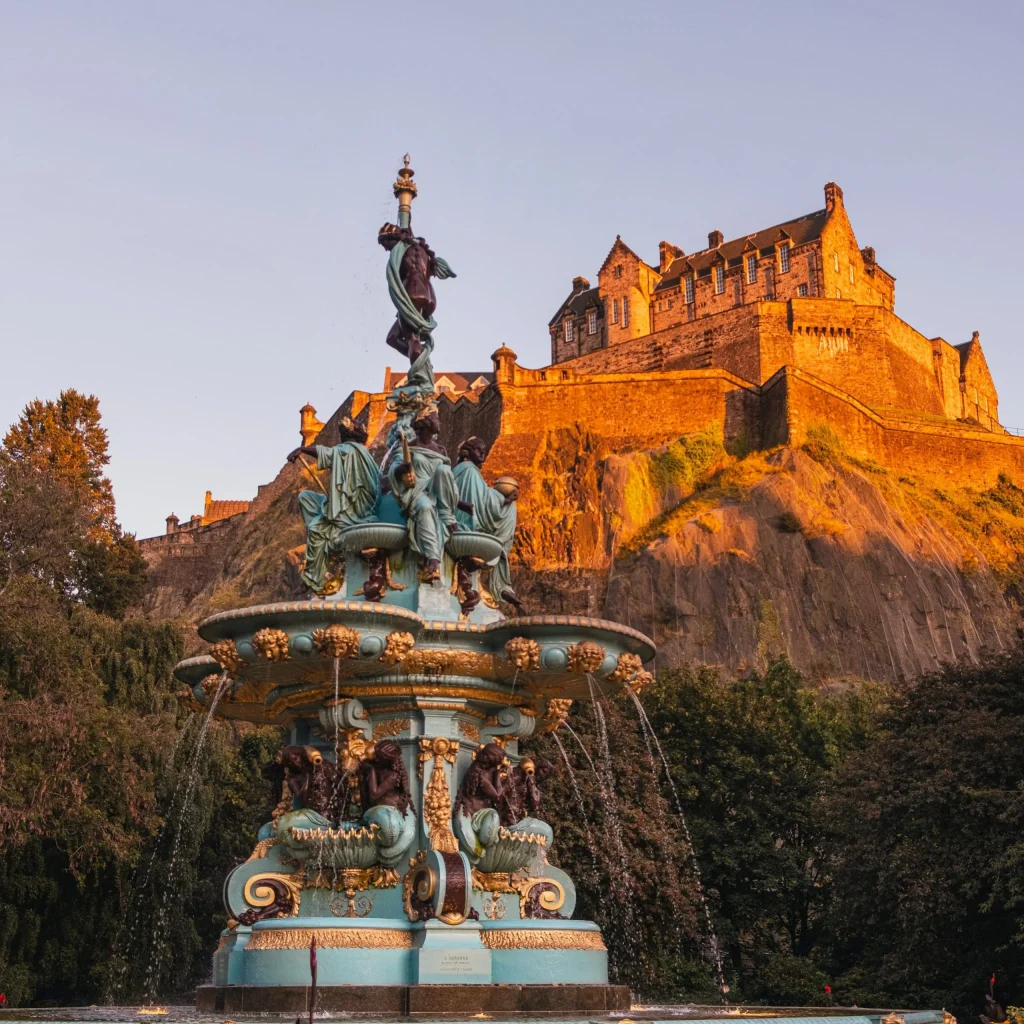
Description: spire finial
392,154,418,229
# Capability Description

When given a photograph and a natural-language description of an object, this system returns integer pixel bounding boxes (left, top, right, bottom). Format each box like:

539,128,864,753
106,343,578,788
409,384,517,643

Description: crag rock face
142,431,1024,684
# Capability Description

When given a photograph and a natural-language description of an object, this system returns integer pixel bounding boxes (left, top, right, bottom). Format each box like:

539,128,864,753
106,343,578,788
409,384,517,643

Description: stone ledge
195,982,630,1015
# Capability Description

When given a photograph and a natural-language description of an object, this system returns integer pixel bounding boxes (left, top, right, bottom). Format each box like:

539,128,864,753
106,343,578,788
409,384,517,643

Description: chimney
300,402,325,446
659,241,684,273
708,229,724,249
571,276,590,294
824,182,844,212
166,513,179,536
204,490,213,519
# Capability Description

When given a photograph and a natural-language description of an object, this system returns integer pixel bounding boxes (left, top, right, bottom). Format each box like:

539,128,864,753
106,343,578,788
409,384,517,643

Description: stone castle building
548,183,998,431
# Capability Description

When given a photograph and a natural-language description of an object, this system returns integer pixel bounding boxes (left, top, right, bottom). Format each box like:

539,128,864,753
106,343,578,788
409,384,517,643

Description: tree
823,647,1024,1018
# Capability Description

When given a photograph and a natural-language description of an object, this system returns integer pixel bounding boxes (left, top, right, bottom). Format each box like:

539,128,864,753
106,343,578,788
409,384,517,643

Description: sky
1,0,1022,538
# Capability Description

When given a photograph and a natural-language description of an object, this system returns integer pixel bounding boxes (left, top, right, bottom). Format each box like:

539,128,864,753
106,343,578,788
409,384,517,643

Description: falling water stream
624,684,727,995
141,673,231,1001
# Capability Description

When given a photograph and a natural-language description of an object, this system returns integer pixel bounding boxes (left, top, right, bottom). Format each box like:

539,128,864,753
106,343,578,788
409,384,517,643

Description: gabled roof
202,499,250,525
385,369,494,393
598,235,646,275
548,286,602,328
654,208,828,292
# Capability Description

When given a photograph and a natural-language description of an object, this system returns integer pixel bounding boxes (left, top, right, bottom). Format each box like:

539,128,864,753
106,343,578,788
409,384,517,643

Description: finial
393,155,418,200
403,153,410,169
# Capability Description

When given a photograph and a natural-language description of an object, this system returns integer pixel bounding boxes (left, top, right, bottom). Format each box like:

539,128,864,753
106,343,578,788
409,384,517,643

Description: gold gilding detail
306,864,399,892
246,927,413,950
608,651,642,684
312,624,360,659
373,717,411,740
512,875,566,915
381,631,416,666
419,737,459,853
631,668,655,694
402,649,497,677
341,683,520,706
566,641,605,675
402,849,429,922
472,869,517,894
242,872,302,917
210,640,245,676
252,628,291,662
245,838,279,862
480,929,606,950
504,636,541,671
457,719,480,742
539,698,573,734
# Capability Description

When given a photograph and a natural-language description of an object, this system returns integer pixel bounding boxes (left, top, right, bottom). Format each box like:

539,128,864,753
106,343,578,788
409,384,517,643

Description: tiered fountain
175,158,655,1015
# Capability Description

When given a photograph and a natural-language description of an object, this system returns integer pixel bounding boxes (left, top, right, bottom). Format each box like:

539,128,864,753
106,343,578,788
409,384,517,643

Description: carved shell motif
380,631,416,666
252,627,291,662
312,624,360,659
565,641,605,675
608,652,643,684
504,636,541,671
210,639,246,676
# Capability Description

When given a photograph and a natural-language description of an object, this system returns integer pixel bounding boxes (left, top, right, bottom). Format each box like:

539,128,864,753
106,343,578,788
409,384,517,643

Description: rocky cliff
142,427,1024,683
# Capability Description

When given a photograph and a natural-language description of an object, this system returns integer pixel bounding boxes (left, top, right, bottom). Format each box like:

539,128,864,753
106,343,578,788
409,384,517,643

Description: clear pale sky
2,1,1021,538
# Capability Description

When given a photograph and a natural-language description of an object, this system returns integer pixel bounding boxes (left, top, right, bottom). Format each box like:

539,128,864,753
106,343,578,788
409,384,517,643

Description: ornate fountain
177,158,655,1015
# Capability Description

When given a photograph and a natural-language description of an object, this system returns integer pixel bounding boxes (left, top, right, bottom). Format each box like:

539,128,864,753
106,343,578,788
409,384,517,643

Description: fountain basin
338,522,409,552
445,529,503,564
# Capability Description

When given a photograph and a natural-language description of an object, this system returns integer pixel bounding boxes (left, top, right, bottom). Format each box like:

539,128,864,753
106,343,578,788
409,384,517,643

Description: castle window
615,265,623,279
587,308,597,335
849,263,855,284
714,264,725,294
685,276,695,304
746,254,757,284
779,243,791,273
798,284,808,297
611,299,619,324
834,251,840,272
622,295,630,328
667,299,673,310
564,318,574,344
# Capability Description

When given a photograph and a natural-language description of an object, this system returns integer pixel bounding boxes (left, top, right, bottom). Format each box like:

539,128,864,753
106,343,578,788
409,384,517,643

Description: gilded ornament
539,698,573,734
246,927,413,951
566,641,605,674
608,651,643,684
479,929,606,951
402,648,496,677
504,636,541,671
200,673,226,697
512,875,566,916
882,1016,906,1024
471,868,518,894
252,627,291,662
419,737,460,852
242,872,302,918
210,639,246,676
630,668,655,694
457,719,480,742
402,849,431,922
245,838,279,862
373,717,411,740
380,631,416,666
312,624,361,659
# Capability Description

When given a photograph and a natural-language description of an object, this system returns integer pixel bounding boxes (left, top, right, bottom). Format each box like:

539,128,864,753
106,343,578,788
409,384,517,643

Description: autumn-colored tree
2,390,117,540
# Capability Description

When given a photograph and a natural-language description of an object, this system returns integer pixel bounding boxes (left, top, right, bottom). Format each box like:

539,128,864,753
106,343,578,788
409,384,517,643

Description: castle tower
299,402,325,446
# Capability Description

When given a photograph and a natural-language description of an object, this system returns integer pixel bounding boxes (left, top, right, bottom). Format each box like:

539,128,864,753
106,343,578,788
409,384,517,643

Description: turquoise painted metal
175,157,656,1001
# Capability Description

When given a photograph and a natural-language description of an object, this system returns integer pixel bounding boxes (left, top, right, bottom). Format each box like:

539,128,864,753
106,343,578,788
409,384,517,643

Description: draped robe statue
453,437,520,607
388,412,458,579
288,417,380,594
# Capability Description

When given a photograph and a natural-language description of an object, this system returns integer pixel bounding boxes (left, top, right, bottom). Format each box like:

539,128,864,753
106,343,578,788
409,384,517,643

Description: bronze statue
357,739,412,817
278,745,339,819
454,742,507,818
498,755,552,826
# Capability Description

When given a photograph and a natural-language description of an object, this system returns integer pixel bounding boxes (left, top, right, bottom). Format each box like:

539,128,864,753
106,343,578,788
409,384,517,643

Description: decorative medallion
312,624,361,659
566,641,605,675
504,636,541,671
252,627,291,662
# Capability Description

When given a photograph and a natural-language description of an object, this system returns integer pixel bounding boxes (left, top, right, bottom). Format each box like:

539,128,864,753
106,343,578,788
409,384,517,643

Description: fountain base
196,981,630,1015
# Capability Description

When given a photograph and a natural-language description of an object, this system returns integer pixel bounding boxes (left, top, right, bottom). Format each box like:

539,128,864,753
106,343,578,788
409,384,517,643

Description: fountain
174,157,656,1015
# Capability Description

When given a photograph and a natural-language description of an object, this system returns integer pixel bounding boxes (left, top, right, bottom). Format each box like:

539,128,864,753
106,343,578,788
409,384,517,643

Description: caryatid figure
387,409,460,582
453,436,522,609
288,416,380,594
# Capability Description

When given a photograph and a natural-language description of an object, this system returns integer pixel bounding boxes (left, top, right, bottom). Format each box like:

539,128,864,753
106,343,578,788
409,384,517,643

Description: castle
140,181,1024,591
548,182,998,432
